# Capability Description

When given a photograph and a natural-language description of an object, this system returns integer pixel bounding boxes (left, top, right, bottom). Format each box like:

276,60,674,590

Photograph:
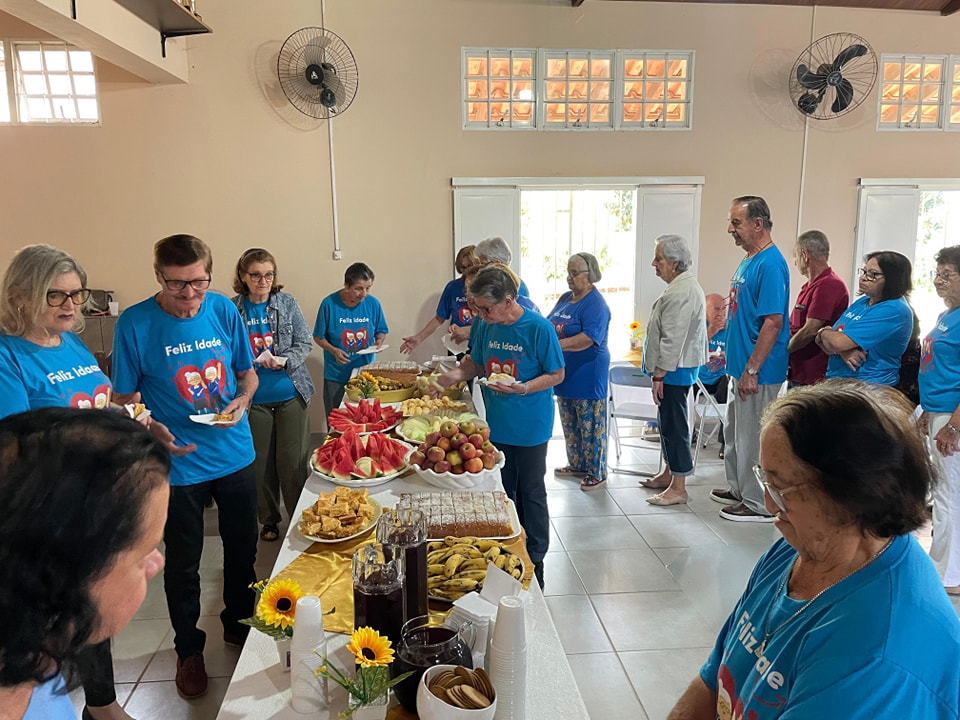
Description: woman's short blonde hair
0,245,87,337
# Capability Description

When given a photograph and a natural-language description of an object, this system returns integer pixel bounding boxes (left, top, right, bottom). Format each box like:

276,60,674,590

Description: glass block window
463,48,537,129
878,55,945,130
949,57,960,131
621,52,693,128
13,41,99,124
542,50,614,129
0,43,9,123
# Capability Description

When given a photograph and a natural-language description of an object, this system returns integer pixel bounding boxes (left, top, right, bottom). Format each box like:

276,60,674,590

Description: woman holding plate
231,248,315,543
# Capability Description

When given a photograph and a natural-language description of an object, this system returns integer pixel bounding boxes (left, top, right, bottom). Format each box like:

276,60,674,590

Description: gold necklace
758,539,892,654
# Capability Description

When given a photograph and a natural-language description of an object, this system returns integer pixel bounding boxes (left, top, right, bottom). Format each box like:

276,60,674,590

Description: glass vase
347,691,388,720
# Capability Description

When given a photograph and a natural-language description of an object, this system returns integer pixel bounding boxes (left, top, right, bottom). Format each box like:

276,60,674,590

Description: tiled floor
71,426,953,720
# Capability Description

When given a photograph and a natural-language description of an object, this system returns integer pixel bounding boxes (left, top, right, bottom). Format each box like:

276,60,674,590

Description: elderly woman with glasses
231,248,315,543
0,245,186,720
815,251,914,386
546,253,612,490
668,379,960,720
435,265,564,588
919,245,960,597
640,235,707,506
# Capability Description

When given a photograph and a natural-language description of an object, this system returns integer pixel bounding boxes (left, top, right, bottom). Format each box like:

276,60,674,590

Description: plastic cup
108,301,119,316
491,596,525,650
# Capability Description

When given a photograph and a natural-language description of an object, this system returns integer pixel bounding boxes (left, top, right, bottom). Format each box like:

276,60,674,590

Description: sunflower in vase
240,578,332,638
629,321,644,351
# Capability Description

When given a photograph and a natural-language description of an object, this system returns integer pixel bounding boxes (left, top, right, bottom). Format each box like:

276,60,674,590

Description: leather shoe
946,585,960,596
176,653,208,699
646,492,688,506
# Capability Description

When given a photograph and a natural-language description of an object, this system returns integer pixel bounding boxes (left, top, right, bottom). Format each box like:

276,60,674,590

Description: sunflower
256,579,304,630
629,321,641,331
346,627,394,668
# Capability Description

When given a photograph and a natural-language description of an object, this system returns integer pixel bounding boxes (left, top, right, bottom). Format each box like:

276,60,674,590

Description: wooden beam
942,0,960,15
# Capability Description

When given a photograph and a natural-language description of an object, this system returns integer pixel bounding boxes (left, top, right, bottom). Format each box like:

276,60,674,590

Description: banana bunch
426,536,524,602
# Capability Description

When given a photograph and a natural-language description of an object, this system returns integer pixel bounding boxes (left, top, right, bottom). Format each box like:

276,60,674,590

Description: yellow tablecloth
623,347,644,367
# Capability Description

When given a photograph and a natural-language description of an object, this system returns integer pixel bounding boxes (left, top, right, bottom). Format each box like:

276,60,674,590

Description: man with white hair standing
711,196,789,522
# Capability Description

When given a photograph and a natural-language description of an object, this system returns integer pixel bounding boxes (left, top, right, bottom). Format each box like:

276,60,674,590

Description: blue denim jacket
232,291,315,403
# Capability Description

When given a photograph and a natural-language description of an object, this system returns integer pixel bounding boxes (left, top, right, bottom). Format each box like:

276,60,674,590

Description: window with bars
877,54,947,130
0,40,99,125
462,47,694,131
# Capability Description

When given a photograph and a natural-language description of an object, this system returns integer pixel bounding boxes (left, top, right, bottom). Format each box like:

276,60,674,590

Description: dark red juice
353,582,404,649
404,543,428,621
393,626,473,712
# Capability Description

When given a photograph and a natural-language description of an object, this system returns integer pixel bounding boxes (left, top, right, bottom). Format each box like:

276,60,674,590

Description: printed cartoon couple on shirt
716,664,769,720
69,385,112,411
177,361,227,414
341,327,369,351
250,332,275,358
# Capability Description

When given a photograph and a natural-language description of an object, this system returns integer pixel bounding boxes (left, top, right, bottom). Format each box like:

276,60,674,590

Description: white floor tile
619,647,713,720
568,549,679,594
542,551,587,596
544,595,613,654
552,516,647,551
112,618,174,683
627,513,725,549
548,488,624,517
141,615,243,682
566,652,649,720
122,677,230,720
591,592,717,652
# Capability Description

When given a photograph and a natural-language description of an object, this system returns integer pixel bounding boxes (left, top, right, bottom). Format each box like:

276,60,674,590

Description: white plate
423,497,521,542
410,450,506,490
441,333,468,356
355,345,388,355
189,408,246,425
478,376,517,389
428,553,526,604
254,350,288,367
298,499,382,544
309,439,415,488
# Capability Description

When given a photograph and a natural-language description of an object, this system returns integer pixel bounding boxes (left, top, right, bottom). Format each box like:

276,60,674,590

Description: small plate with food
478,373,517,389
355,345,389,355
189,408,246,425
299,495,382,544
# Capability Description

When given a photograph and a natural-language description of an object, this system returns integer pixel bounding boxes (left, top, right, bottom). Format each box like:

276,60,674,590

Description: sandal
580,475,606,491
554,466,587,478
260,524,280,542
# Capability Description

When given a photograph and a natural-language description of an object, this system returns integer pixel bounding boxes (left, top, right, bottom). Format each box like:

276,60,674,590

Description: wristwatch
745,366,759,377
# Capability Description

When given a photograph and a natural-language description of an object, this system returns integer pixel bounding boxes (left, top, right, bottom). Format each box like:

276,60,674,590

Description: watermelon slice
331,454,355,480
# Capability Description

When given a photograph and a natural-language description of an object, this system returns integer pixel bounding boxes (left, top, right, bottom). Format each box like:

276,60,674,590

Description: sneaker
710,488,739,504
175,653,208,699
719,502,775,523
579,475,606,491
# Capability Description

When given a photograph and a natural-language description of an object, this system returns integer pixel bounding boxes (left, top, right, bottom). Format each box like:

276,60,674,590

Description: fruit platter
426,537,526,602
395,410,482,443
327,398,402,434
345,370,418,402
406,418,505,489
310,428,413,487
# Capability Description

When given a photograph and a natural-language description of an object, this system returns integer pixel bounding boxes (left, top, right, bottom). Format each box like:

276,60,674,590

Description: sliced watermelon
331,454,355,480
366,432,382,459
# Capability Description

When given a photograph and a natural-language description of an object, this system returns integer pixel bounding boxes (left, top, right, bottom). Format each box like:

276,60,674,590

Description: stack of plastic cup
487,595,526,720
290,596,328,713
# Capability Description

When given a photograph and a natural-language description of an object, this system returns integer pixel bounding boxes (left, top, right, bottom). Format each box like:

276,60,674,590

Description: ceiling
570,0,960,16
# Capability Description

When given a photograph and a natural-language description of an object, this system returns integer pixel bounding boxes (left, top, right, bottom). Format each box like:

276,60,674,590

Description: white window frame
619,50,694,131
462,48,538,131
540,49,615,131
948,55,960,132
1,39,100,126
877,53,948,132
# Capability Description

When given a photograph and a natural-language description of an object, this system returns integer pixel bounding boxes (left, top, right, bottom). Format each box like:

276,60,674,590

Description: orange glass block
920,104,939,124
645,102,665,122
546,103,566,122
568,81,588,100
489,102,510,121
513,58,533,77
903,62,922,81
624,81,644,99
512,102,532,122
645,81,665,100
590,104,610,123
468,80,488,99
646,59,665,78
882,63,902,82
923,63,942,82
667,81,686,100
590,58,611,78
569,59,588,78
922,84,940,102
490,80,510,99
954,65,960,82
547,58,567,78
624,59,644,77
513,81,533,100
901,105,919,123
668,59,687,78
467,102,488,122
951,106,960,124
467,57,487,77
954,85,960,102
590,82,610,101
881,83,901,101
879,104,900,123
666,103,686,122
491,58,510,78
901,83,919,102
568,103,588,122
623,103,642,121
546,81,566,100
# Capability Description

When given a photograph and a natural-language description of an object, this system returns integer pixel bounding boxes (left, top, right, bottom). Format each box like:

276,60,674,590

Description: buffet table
216,468,589,719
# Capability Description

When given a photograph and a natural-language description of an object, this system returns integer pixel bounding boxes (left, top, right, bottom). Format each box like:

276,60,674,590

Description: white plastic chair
608,364,664,477
692,378,728,469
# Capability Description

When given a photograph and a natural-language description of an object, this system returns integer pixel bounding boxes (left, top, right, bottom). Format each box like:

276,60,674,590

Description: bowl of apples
407,418,505,489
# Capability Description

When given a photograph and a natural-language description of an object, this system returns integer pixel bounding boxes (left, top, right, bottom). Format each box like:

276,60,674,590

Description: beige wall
1,0,958,429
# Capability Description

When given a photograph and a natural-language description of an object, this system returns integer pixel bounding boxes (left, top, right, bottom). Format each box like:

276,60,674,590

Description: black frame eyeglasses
46,288,92,307
857,267,884,282
246,271,276,283
159,273,211,292
753,465,806,513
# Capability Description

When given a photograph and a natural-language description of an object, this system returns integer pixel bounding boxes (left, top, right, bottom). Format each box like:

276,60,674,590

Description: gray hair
0,245,88,337
475,237,512,265
570,252,602,283
468,265,517,305
797,230,830,260
655,235,693,273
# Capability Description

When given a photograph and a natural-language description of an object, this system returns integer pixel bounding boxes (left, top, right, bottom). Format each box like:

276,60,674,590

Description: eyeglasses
46,288,92,307
753,465,806,513
473,300,501,315
159,272,211,292
931,270,960,282
567,270,587,278
246,272,276,283
857,267,884,282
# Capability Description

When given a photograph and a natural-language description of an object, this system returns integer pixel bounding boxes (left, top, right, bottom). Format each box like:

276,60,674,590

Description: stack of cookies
427,666,495,709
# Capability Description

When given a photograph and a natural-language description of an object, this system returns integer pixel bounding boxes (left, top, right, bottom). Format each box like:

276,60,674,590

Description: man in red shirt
787,230,849,386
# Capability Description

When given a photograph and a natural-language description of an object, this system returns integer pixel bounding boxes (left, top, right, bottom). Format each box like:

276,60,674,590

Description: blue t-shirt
112,293,256,486
920,306,960,413
701,535,960,720
0,332,112,418
24,675,75,720
547,288,611,400
699,327,727,386
826,295,912,386
313,292,389,384
242,298,297,404
518,278,530,298
664,365,699,386
726,247,790,384
468,310,564,446
436,277,474,328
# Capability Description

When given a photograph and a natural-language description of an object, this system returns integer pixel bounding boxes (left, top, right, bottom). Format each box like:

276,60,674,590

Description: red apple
450,432,467,450
421,460,435,471
477,425,491,442
468,433,484,449
464,457,483,473
446,450,463,467
433,460,451,474
410,450,426,466
460,419,478,436
418,442,429,453
481,440,495,451
425,432,441,446
451,463,466,475
459,442,478,460
426,446,446,463
437,437,452,452
439,420,459,438
481,450,498,470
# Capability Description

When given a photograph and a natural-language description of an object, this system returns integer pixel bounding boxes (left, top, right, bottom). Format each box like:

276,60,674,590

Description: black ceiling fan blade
797,90,824,115
831,78,855,113
797,64,828,90
833,44,868,70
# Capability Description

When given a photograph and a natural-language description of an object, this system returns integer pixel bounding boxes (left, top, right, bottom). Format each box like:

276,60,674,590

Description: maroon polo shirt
788,267,850,385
